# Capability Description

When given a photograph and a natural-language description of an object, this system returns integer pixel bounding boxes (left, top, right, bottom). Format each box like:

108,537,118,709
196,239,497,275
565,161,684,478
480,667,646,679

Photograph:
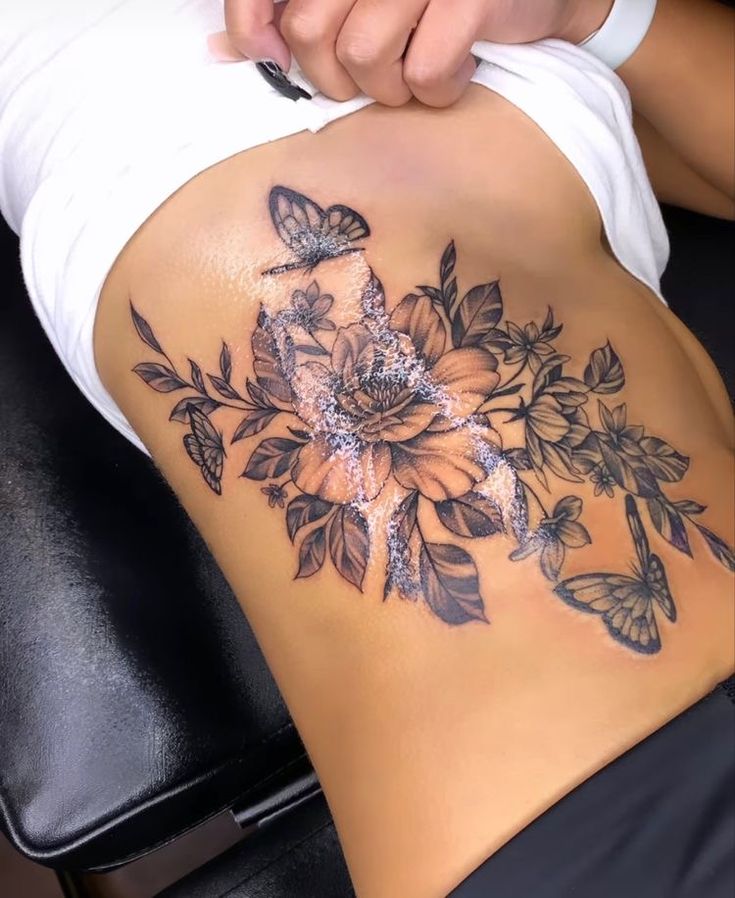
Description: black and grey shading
183,407,226,494
262,186,370,275
554,495,677,654
130,186,734,640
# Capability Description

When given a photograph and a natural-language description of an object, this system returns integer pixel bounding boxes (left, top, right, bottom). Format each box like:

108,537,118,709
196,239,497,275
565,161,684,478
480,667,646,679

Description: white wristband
580,0,658,69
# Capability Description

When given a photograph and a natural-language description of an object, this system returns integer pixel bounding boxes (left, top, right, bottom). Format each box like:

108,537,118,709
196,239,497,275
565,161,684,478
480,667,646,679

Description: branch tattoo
131,185,734,654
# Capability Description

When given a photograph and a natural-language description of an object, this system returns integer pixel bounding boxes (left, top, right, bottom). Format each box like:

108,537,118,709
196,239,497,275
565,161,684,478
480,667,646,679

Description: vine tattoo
131,185,734,653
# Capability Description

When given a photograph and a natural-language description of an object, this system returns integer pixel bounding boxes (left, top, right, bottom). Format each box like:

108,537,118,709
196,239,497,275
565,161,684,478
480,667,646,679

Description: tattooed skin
131,185,735,652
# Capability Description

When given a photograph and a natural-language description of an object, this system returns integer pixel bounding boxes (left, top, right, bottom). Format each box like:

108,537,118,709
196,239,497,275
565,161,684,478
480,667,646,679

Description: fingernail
256,61,312,101
255,59,285,75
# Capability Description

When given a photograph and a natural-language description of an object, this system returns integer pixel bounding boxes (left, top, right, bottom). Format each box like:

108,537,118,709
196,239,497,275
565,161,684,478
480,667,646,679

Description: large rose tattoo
289,294,500,504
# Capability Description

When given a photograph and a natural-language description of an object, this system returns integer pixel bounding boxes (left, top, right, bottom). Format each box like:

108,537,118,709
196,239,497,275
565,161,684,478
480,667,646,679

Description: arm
564,0,735,217
633,112,735,219
620,0,734,205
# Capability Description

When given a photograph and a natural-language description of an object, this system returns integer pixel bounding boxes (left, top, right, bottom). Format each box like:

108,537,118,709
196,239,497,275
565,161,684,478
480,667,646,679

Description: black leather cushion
156,795,354,898
660,206,734,396
0,221,307,871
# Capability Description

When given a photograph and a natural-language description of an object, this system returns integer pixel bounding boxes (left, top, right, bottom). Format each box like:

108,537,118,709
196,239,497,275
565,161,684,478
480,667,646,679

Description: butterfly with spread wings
183,407,226,495
554,494,677,654
262,186,371,276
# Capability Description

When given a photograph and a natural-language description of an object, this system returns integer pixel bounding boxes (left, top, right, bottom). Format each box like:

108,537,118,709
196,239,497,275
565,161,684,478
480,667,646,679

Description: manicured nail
256,60,312,101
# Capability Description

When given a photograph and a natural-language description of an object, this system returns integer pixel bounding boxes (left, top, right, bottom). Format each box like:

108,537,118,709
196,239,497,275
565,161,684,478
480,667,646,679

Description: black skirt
450,680,735,898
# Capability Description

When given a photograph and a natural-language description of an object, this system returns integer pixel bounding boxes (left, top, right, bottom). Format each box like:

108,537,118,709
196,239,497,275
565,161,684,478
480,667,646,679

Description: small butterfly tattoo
554,495,677,654
262,185,370,276
183,406,226,495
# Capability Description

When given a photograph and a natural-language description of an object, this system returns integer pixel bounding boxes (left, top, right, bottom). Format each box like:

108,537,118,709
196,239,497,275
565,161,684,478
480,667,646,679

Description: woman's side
94,87,734,897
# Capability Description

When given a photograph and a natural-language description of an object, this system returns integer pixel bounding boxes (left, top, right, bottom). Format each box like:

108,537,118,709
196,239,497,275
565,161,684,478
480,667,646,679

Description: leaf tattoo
286,494,333,542
435,492,504,539
131,303,164,354
189,359,207,394
695,526,735,573
133,363,188,393
451,281,503,349
231,409,280,442
242,438,301,481
584,341,625,394
327,506,370,590
297,527,327,579
169,396,221,423
220,342,232,383
208,374,241,401
419,541,487,626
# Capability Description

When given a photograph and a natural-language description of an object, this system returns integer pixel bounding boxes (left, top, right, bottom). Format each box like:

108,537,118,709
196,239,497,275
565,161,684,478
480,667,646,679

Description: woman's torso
96,86,735,897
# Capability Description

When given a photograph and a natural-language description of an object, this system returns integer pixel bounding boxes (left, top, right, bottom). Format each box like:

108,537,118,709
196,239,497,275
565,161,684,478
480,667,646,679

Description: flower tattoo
501,315,560,373
262,483,289,508
510,496,591,582
131,185,734,653
590,464,616,498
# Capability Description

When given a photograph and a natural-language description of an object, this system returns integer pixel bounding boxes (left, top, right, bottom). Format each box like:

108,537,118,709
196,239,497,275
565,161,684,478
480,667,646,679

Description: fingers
336,0,429,107
403,0,481,107
225,0,481,108
280,0,360,102
225,0,291,69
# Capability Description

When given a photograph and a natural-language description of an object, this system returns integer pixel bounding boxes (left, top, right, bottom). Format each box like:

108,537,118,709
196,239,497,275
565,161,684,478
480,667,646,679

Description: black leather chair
0,218,322,892
0,203,733,898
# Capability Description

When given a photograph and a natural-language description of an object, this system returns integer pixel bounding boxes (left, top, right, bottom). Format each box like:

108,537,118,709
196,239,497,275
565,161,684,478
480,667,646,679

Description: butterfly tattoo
183,406,226,495
262,186,370,276
554,495,677,655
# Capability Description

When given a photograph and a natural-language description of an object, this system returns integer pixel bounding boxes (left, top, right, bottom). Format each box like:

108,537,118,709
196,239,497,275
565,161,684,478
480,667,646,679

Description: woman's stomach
95,85,735,897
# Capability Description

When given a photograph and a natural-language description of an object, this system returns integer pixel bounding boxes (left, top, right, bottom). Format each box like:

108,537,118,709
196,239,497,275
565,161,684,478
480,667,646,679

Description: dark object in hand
256,61,312,101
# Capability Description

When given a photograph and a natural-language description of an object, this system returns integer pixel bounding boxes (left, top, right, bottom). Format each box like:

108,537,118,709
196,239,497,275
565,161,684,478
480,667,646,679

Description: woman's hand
224,0,612,106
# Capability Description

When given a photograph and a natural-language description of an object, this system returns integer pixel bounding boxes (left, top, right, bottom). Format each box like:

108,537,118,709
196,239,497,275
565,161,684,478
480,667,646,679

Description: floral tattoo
131,185,734,654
